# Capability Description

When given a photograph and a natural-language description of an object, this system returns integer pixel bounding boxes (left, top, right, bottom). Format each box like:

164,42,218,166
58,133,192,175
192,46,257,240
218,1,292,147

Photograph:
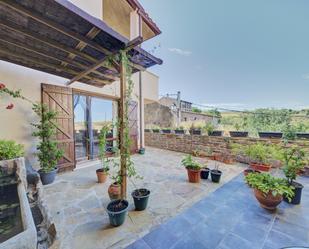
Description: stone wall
145,132,309,158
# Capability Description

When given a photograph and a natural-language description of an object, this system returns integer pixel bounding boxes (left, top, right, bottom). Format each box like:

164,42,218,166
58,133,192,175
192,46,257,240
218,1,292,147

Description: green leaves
31,104,63,173
245,173,294,200
0,140,24,160
181,155,202,170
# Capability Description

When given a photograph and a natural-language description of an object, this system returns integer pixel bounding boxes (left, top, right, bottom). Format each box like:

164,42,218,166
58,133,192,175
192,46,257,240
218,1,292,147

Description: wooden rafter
67,36,144,85
0,0,112,55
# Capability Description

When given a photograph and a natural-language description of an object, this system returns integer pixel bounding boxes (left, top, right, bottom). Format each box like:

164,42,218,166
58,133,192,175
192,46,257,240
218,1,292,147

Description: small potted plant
244,143,272,172
181,155,202,183
200,164,210,180
132,188,151,211
245,173,294,210
106,199,129,227
108,161,122,200
211,164,222,183
96,125,110,183
281,146,307,205
32,104,63,185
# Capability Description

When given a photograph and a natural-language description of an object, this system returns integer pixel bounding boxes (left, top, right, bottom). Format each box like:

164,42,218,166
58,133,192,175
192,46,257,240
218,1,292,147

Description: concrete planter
0,158,37,249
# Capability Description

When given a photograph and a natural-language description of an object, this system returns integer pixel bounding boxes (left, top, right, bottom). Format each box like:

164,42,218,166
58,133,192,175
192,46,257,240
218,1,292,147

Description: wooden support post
119,53,127,200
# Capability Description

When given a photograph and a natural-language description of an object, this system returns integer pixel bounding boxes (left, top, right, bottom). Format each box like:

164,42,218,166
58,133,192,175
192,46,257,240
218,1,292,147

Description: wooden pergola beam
66,37,143,85
0,0,113,55
0,47,109,86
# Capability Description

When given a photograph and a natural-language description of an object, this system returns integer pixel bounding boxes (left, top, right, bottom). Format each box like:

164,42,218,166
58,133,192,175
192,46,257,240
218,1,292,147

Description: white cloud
168,48,192,56
302,74,309,80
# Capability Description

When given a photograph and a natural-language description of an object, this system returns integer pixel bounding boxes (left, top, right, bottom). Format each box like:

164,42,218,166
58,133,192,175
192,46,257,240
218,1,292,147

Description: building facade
0,0,161,169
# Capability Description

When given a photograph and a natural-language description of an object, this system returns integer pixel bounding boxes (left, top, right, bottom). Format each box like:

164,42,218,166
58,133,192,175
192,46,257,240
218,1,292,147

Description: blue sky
140,0,309,110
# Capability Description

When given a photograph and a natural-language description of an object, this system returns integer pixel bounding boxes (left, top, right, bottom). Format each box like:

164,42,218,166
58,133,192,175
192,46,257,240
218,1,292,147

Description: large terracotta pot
108,182,121,200
186,168,201,183
96,169,108,183
250,162,271,172
253,189,282,210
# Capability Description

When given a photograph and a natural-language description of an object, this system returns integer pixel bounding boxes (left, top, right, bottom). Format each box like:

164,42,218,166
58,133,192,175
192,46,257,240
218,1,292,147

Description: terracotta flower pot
250,162,271,172
108,182,121,200
186,168,201,183
243,168,261,177
96,169,108,183
253,189,282,210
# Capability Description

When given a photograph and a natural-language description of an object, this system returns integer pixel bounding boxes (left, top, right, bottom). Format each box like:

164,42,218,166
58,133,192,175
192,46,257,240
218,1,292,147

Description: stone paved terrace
127,174,309,249
43,147,243,249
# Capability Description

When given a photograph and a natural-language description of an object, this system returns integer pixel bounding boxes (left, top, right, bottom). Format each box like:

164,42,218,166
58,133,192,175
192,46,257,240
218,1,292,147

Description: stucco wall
0,60,158,167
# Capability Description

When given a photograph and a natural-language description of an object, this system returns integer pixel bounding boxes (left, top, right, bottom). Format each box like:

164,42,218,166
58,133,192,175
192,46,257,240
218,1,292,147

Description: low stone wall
145,132,309,158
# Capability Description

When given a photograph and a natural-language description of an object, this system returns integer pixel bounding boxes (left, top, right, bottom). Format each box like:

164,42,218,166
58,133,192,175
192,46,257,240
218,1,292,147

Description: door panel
41,83,75,172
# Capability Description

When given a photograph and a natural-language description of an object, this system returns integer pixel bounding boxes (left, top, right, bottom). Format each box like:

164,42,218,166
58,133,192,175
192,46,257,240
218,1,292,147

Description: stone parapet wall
145,132,309,158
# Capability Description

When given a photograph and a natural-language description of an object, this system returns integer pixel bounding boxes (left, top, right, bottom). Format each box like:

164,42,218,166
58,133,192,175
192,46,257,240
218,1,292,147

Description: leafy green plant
238,143,271,164
245,173,294,201
98,124,111,172
202,123,215,135
280,146,307,183
32,104,63,173
282,123,297,141
0,140,24,160
181,155,202,170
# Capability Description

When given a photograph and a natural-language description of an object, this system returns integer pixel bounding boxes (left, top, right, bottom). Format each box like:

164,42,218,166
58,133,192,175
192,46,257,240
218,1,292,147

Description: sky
139,0,309,110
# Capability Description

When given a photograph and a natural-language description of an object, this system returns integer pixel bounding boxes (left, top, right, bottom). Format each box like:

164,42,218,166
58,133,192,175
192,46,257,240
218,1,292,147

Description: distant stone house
144,96,218,128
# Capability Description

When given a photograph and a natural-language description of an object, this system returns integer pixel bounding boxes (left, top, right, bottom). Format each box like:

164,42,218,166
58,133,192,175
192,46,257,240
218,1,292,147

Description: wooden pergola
0,0,162,198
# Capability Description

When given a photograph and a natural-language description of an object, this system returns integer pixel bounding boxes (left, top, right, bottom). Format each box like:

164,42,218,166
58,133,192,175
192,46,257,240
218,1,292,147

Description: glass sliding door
73,93,117,162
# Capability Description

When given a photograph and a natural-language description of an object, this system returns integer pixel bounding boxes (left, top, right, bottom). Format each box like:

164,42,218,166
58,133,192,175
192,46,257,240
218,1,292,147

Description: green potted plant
96,124,111,183
181,154,202,183
200,163,210,180
0,140,24,178
245,173,294,210
281,146,307,204
210,164,222,183
32,104,63,185
244,143,272,172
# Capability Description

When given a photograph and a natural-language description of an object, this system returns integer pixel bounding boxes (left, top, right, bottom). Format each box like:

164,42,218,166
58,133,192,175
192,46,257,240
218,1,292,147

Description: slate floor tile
171,235,207,249
264,230,309,249
126,239,151,249
180,206,207,225
163,215,192,239
218,233,258,249
143,226,178,249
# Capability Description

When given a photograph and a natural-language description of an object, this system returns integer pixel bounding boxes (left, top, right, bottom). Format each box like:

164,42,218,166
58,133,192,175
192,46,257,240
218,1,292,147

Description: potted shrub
0,140,24,178
281,146,307,205
211,164,222,183
32,104,63,185
96,125,110,183
181,155,202,183
106,199,129,227
245,173,294,210
258,132,283,139
132,188,150,211
244,143,272,172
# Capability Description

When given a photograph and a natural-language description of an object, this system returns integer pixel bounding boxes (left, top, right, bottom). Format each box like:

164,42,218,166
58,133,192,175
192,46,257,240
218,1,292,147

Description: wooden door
41,83,75,172
128,101,138,153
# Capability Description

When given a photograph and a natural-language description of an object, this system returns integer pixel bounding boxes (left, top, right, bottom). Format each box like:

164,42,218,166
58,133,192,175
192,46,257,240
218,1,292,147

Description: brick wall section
145,132,309,158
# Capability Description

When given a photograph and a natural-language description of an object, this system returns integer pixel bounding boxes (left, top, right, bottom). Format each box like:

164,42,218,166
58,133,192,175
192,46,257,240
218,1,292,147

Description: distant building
144,96,218,128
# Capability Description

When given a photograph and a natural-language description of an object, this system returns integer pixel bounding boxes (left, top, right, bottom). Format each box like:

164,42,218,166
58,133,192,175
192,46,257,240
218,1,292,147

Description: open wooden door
128,101,138,153
41,84,75,172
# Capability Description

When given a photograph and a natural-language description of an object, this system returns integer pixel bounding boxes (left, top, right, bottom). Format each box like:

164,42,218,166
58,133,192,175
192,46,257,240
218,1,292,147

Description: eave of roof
126,0,161,36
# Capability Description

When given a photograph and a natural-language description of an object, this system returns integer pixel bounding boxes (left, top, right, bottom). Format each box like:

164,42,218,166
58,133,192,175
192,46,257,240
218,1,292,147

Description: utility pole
176,91,181,127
